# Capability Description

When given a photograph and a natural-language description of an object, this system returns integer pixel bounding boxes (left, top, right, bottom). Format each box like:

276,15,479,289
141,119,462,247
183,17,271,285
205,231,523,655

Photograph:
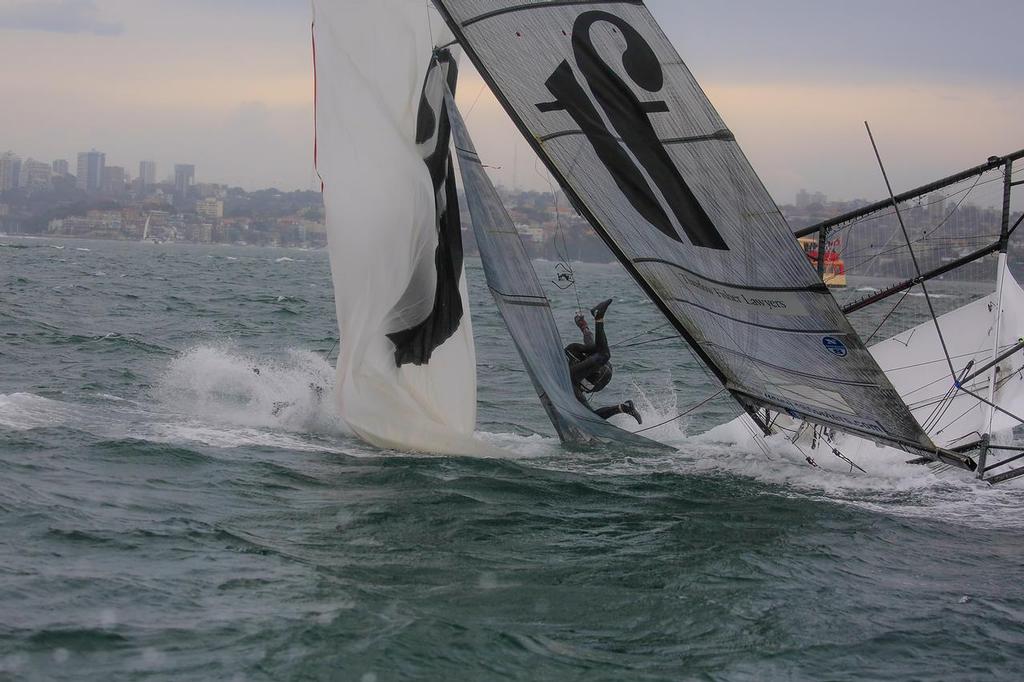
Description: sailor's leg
594,404,624,419
591,299,611,355
570,315,611,384
594,400,642,425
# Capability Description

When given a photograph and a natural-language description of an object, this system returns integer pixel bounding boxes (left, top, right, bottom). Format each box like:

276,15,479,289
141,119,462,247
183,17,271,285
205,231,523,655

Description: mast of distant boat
978,159,1016,477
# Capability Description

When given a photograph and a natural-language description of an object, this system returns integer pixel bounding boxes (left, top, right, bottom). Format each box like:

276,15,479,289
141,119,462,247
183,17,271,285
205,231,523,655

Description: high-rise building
0,152,22,192
21,159,52,190
139,160,156,188
52,159,70,176
102,166,126,194
927,193,947,226
77,150,105,192
795,189,810,209
196,197,224,220
174,164,195,199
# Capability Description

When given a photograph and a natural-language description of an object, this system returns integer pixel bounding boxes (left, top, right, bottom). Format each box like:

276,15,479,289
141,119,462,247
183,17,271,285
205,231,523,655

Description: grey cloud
0,0,123,36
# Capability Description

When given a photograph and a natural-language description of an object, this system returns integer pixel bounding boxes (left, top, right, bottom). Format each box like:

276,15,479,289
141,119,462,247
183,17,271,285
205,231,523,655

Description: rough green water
1,237,1023,681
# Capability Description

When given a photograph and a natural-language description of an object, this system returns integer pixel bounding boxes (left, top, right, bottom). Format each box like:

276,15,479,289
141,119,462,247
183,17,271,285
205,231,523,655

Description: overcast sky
1,0,1021,205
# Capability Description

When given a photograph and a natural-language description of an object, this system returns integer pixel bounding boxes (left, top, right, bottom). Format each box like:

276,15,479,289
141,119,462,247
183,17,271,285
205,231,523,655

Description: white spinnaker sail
312,1,481,453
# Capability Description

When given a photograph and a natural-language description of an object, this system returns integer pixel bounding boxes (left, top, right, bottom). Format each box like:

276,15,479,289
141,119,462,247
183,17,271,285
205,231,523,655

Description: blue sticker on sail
822,336,848,358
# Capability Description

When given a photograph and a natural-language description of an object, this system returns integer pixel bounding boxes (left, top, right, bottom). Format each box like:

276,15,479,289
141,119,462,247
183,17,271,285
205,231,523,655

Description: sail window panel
666,298,936,445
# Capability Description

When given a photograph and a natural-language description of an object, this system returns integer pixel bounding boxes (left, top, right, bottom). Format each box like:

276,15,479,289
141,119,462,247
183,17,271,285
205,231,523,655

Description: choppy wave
4,238,1024,680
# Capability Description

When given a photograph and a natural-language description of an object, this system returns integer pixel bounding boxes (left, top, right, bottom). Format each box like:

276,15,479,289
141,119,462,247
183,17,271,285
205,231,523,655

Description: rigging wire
786,425,865,473
740,416,776,461
610,323,671,349
825,164,1019,284
633,389,726,434
865,121,958,381
863,286,912,345
840,170,986,277
464,83,487,120
827,167,1007,245
921,363,970,433
532,157,583,314
615,334,680,350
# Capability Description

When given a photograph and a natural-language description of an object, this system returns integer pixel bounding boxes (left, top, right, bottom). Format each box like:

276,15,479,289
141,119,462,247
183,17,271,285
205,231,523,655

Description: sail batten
461,1,647,27
434,0,942,457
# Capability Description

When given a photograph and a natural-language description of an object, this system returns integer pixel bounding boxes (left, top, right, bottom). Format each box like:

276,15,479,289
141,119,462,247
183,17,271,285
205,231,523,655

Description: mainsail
313,1,481,453
445,87,663,448
432,0,952,460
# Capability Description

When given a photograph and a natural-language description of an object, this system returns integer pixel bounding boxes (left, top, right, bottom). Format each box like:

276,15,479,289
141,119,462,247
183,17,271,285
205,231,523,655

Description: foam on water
145,352,1024,529
511,377,1024,531
5,239,1024,679
0,344,364,456
154,344,353,439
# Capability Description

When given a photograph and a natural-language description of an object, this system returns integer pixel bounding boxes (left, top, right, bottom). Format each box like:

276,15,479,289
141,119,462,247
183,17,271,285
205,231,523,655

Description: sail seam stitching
538,129,734,144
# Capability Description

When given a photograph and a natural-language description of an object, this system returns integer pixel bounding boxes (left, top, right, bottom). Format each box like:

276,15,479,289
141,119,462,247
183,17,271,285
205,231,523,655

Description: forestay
432,0,939,456
446,88,663,448
313,1,482,454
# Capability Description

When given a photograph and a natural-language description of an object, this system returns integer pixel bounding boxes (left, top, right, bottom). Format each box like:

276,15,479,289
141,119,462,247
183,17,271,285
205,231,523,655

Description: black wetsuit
566,319,612,400
565,306,636,422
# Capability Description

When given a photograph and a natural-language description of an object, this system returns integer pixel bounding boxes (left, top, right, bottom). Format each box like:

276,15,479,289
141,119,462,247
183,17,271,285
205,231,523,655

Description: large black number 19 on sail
536,11,727,250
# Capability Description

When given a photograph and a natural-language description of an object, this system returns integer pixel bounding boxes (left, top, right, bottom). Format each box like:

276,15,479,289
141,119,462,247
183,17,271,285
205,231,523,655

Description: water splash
155,345,344,436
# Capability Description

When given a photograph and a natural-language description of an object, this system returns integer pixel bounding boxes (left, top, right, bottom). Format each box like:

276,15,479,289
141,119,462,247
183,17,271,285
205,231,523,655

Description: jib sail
446,87,663,448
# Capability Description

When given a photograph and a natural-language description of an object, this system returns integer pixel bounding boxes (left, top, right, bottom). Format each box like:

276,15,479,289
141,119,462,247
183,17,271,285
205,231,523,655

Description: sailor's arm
575,314,595,347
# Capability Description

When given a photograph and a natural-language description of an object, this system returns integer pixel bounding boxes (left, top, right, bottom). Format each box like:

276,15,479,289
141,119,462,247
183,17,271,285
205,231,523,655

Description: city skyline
0,141,1016,212
0,1,1022,204
0,147,202,193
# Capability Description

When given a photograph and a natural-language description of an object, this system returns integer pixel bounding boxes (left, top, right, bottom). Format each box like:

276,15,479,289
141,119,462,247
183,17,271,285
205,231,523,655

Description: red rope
311,20,324,192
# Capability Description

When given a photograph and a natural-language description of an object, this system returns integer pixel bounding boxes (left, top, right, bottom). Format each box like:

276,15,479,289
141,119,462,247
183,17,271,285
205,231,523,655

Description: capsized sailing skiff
315,1,1024,481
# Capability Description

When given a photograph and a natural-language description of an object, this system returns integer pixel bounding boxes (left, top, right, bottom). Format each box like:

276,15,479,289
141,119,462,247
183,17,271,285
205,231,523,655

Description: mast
816,225,827,280
978,159,1015,477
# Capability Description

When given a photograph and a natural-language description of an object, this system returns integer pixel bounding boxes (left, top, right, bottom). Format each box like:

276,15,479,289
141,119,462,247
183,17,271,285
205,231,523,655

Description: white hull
713,263,1024,474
